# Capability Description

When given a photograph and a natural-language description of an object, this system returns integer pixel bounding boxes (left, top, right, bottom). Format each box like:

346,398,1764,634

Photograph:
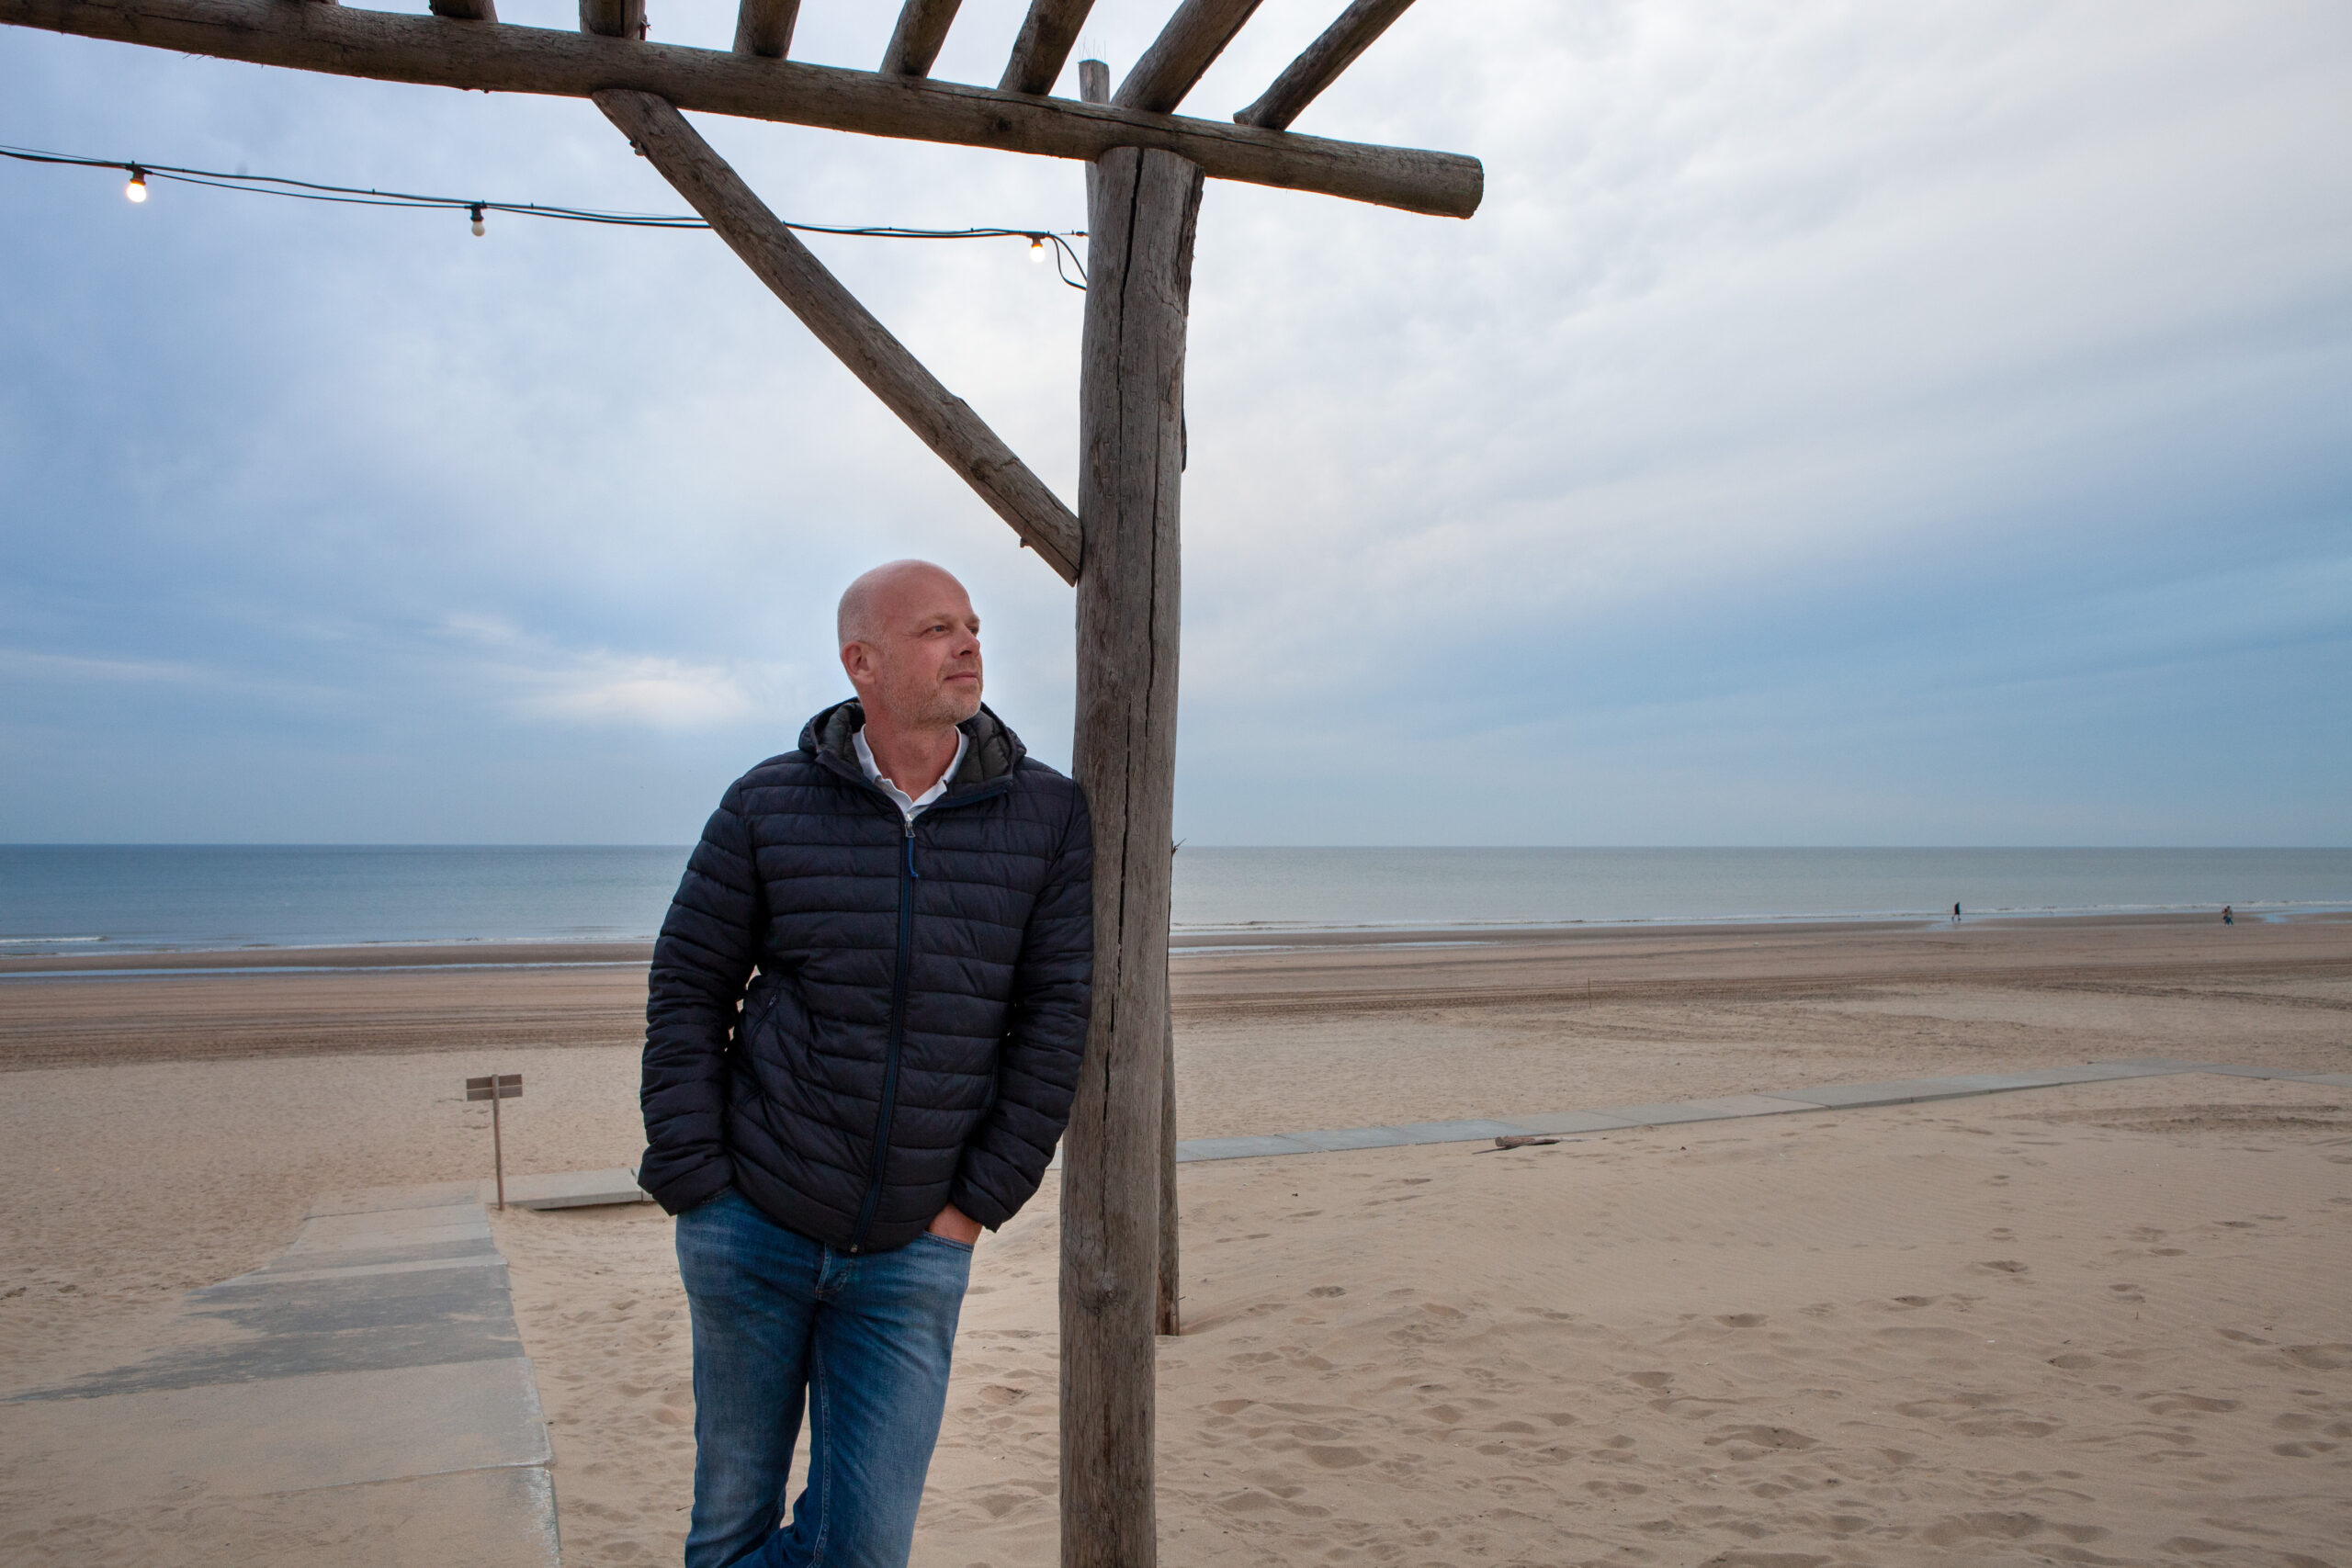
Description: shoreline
4,913,2346,1077
5,905,2344,977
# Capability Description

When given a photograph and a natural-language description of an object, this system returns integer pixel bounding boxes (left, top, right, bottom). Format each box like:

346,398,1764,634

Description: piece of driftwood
879,0,958,78
1078,54,1109,211
0,0,1476,217
427,0,493,22
998,0,1091,95
1475,1134,1563,1152
594,89,1081,579
576,0,638,40
1234,0,1415,130
730,0,795,59
1114,0,1260,114
1063,141,1203,1568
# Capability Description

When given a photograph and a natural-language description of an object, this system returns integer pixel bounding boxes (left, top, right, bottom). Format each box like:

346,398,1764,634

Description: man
640,559,1093,1568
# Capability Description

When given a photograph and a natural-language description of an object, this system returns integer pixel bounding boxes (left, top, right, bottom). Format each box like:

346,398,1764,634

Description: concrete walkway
2,1181,560,1565
1166,1057,2352,1163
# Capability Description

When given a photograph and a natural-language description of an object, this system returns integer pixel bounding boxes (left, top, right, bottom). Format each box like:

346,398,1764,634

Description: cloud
0,0,2346,843
520,656,761,728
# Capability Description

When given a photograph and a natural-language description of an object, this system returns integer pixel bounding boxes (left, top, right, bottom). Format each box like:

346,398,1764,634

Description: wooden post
1061,98,1203,1563
578,0,641,39
1084,51,1182,1345
1114,0,1262,113
1157,1000,1180,1337
467,1073,522,1208
879,0,961,78
732,0,797,59
999,0,1094,95
491,1087,505,1210
1234,0,1419,130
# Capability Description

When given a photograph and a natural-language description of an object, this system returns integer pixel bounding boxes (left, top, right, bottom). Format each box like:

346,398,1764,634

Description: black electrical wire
0,142,1089,288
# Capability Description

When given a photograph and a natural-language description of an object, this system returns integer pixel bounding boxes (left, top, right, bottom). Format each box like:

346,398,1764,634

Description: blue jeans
674,1190,971,1568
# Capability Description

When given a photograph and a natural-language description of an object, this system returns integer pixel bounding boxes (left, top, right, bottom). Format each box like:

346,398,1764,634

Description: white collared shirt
854,726,968,824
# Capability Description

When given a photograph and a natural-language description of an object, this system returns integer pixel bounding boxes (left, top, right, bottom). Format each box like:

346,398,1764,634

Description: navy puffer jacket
640,699,1092,1252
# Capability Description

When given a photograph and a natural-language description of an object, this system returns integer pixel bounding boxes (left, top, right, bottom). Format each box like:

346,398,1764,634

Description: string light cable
0,142,1089,288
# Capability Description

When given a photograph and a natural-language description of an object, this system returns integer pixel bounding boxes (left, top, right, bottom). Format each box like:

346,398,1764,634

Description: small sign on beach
465,1074,523,1209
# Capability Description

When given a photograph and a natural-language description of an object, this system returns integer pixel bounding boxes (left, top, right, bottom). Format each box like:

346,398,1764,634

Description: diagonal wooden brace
595,89,1081,581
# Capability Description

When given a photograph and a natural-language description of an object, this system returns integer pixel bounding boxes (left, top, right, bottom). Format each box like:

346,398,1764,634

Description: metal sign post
465,1073,523,1209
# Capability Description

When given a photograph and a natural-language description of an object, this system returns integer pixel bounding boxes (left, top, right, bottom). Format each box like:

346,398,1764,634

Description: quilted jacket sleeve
639,779,763,1215
947,778,1094,1229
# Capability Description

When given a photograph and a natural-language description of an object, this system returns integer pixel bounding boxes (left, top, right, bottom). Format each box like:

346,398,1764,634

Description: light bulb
469,204,486,238
1029,237,1046,264
125,168,148,203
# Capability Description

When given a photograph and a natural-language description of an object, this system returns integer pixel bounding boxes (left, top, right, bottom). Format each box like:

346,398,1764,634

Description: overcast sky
3,1,2346,845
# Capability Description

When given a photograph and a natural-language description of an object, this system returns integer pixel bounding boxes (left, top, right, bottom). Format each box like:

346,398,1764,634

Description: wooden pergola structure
2,1,1479,1559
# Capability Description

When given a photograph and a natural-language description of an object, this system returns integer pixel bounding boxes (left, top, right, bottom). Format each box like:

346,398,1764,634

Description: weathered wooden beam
878,0,958,78
1114,0,1260,114
731,0,795,59
0,0,1476,217
997,0,1091,96
427,0,493,23
1156,998,1180,1337
1234,0,1415,130
576,0,638,40
1063,141,1201,1568
593,90,1080,580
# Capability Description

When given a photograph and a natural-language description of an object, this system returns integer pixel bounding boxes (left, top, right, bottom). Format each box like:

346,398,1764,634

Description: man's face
842,569,984,729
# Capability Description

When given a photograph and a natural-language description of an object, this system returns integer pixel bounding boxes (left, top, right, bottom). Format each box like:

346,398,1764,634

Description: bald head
836,560,984,731
837,560,965,650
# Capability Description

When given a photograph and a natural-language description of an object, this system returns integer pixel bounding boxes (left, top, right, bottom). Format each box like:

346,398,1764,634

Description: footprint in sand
1717,1313,1767,1327
1922,1511,2048,1546
1627,1371,1674,1389
1705,1425,1818,1457
1301,1445,1371,1469
1971,1259,2029,1275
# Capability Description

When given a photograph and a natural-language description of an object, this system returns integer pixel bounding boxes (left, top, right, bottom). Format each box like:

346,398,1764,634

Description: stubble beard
883,668,981,730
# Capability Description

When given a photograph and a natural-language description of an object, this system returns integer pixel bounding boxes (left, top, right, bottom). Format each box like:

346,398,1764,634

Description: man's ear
839,641,868,685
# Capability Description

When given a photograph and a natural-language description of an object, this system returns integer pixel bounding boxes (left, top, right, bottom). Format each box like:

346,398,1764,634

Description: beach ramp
0,1180,560,1565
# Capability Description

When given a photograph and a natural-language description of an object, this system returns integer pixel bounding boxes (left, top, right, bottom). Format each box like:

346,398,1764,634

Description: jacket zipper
848,815,919,1252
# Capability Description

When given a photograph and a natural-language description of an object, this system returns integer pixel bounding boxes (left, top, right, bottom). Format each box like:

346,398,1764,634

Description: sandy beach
4,913,2347,1563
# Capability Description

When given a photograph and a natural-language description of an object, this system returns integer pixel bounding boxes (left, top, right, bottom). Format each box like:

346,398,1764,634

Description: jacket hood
799,698,1026,791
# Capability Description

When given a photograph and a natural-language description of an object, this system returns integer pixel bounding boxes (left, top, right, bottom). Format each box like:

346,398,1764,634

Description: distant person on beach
640,559,1093,1568
2223,905,2233,925
1952,902,1962,924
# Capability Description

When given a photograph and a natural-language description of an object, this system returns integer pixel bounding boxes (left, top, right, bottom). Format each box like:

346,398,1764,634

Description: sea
0,845,2346,957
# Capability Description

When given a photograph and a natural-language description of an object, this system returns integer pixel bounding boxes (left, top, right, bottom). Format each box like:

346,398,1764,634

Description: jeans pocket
915,1230,975,1255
